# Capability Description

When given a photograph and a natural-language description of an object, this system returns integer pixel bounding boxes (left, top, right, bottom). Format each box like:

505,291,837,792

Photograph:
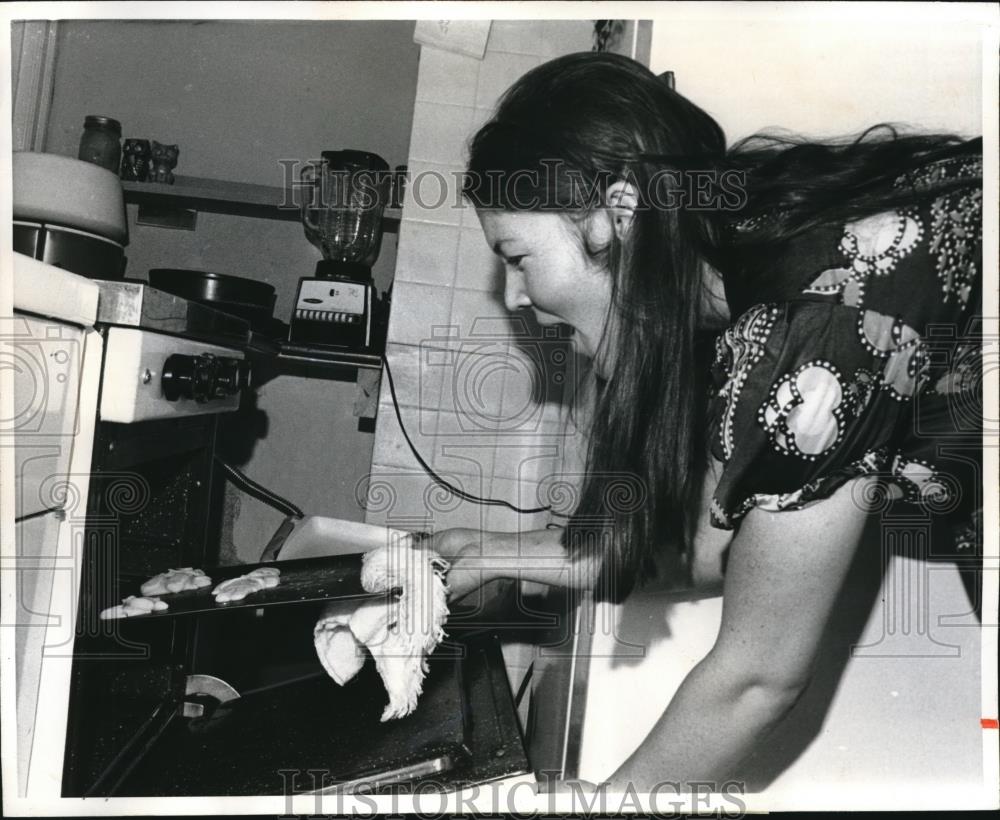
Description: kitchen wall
42,20,420,562
648,6,983,142
575,7,989,806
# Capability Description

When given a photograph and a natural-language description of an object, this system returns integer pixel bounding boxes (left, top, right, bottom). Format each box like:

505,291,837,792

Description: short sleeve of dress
709,146,983,549
708,300,906,528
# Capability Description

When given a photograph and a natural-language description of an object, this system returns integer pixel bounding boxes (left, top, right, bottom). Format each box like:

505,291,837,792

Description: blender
289,150,391,350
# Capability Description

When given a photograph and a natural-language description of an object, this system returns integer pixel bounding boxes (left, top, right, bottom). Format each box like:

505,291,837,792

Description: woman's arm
605,476,874,791
430,525,601,599
433,457,735,600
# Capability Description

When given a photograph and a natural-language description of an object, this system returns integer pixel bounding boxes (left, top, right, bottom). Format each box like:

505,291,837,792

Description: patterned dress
709,144,983,559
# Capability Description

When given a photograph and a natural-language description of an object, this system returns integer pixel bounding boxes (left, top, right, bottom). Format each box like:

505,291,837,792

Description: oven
62,319,247,796
10,257,530,802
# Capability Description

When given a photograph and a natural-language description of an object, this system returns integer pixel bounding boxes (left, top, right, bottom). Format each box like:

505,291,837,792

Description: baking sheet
107,554,394,620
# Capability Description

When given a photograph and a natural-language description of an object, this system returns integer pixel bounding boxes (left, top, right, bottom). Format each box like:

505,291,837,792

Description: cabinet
8,260,105,798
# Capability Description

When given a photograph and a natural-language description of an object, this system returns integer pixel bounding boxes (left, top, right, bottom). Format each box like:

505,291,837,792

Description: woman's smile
476,209,614,371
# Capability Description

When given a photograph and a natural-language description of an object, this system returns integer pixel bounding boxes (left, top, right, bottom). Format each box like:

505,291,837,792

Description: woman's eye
506,255,526,269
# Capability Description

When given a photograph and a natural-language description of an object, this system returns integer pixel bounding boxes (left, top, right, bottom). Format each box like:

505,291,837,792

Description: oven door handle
259,514,299,562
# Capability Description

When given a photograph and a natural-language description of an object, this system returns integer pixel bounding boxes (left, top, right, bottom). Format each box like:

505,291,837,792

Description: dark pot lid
148,268,276,308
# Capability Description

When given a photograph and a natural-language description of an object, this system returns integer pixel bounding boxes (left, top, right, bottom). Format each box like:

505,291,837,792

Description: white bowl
13,151,128,244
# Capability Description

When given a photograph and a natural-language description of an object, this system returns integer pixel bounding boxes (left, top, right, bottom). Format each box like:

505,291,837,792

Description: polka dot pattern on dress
929,187,982,307
709,144,981,543
758,359,847,461
713,303,781,461
838,208,924,278
856,310,928,400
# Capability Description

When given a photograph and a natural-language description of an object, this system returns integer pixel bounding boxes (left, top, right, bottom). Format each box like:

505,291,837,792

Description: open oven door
61,511,531,797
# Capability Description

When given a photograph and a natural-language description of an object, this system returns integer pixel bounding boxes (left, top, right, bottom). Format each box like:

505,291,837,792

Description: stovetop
95,279,254,350
91,280,344,364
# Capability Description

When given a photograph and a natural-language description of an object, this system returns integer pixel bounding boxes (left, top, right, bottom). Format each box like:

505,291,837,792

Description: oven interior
62,413,528,797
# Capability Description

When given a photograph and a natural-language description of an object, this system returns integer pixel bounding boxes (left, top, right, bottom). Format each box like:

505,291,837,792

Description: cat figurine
120,138,151,181
149,141,179,185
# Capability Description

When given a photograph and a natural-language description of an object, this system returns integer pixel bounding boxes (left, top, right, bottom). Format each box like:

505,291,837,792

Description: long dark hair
464,51,978,601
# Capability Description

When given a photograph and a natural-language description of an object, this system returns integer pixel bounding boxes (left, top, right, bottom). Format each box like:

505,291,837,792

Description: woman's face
477,209,616,374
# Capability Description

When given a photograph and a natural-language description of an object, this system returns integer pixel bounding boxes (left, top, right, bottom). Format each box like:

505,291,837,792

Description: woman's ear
605,180,639,241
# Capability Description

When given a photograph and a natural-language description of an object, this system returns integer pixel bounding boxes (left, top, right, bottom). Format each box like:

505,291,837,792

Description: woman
431,52,983,788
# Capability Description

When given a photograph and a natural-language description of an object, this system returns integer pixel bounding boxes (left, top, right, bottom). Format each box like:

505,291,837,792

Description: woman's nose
503,268,532,312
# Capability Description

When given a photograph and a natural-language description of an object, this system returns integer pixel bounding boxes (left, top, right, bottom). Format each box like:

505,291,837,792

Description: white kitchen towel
313,542,450,721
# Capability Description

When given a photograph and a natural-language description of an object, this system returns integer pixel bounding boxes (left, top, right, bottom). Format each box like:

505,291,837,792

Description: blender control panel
289,277,373,349
294,279,367,322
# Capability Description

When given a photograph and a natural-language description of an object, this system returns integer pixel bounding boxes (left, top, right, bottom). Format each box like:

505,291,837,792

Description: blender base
289,275,375,350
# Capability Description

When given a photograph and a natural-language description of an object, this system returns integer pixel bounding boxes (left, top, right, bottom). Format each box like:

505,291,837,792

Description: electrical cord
380,352,561,516
215,456,305,520
215,353,567,522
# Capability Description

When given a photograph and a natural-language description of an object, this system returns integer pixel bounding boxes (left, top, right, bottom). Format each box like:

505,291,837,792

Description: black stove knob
161,354,250,403
211,358,253,397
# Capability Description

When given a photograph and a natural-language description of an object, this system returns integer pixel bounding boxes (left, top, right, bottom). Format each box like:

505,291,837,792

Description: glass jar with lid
78,115,122,173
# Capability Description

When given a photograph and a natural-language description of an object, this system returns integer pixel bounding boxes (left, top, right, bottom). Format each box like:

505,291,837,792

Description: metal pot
13,151,128,244
148,269,280,335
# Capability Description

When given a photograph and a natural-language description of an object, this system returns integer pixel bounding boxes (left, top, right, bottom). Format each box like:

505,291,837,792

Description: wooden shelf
122,175,402,228
245,332,383,372
123,176,392,374
245,338,383,388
